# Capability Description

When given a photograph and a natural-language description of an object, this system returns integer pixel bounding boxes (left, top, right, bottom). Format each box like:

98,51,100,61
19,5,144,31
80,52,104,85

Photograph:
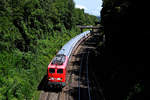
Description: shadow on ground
37,75,62,92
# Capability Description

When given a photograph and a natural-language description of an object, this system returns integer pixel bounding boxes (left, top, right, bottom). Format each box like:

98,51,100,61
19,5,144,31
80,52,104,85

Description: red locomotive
47,54,68,88
47,31,90,88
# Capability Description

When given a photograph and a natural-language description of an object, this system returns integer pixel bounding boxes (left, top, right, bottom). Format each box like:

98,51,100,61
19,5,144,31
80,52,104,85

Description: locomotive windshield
51,54,66,65
49,68,55,73
57,69,63,74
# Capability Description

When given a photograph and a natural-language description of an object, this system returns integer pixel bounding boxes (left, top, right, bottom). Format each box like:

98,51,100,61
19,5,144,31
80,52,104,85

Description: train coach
47,31,90,88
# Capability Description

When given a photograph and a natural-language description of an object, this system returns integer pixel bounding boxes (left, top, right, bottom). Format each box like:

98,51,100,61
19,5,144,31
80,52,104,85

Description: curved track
78,51,91,100
38,33,103,100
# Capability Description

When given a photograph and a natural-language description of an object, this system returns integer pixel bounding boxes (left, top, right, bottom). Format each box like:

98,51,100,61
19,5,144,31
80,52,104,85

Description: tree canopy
0,0,98,99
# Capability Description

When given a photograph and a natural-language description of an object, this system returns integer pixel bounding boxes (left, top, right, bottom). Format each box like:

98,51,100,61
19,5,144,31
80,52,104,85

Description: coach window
49,69,55,73
57,69,63,74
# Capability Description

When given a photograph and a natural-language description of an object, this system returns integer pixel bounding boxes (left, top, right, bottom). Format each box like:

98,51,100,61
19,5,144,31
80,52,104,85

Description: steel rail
78,51,92,100
86,51,92,100
78,54,84,100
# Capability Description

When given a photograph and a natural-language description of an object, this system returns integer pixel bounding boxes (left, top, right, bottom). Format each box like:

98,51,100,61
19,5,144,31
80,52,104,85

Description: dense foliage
99,0,149,100
0,0,98,99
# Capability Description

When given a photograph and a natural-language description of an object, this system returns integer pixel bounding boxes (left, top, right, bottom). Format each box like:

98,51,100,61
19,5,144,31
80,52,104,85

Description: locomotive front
47,54,68,88
47,31,91,88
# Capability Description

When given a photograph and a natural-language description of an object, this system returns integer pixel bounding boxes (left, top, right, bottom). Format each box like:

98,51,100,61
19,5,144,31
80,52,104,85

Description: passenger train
47,31,91,88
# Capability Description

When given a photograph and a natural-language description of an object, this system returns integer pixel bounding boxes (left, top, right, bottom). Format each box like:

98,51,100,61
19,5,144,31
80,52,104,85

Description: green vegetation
99,0,148,100
0,0,98,99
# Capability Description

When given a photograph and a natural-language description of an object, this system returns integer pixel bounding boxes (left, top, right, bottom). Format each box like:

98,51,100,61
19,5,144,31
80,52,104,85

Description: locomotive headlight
57,78,62,81
51,77,54,80
57,78,61,80
49,77,54,80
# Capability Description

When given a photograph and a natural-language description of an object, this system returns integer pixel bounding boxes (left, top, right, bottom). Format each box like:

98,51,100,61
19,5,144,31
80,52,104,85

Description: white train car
57,30,90,57
47,30,91,88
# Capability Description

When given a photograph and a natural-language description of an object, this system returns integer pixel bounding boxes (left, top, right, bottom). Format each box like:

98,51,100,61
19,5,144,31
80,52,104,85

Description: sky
73,0,103,16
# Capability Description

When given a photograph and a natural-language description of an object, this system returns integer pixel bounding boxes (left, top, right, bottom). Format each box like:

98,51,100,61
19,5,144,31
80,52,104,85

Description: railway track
78,51,91,100
38,33,102,100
